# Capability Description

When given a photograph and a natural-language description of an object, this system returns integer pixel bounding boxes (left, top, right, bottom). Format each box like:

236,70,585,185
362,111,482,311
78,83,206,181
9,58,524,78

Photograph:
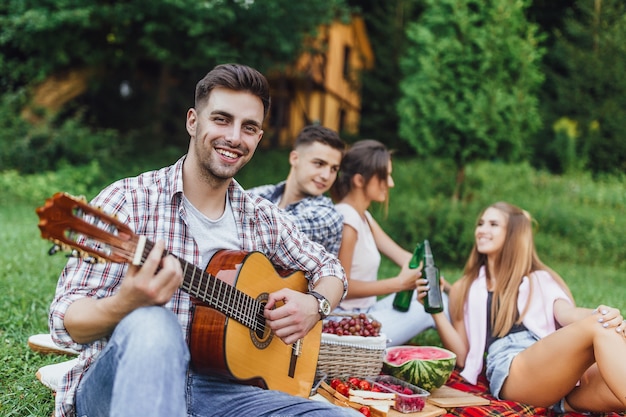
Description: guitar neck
140,240,264,330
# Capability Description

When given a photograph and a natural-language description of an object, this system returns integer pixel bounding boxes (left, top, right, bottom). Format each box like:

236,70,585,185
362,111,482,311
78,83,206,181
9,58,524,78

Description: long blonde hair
450,202,574,337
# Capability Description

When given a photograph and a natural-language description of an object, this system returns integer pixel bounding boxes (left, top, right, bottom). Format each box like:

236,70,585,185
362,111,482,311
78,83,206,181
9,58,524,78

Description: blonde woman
331,140,445,346
422,202,626,413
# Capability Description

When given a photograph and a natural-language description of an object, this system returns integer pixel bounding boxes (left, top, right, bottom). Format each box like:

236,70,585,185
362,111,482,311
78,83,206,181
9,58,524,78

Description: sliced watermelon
382,346,456,392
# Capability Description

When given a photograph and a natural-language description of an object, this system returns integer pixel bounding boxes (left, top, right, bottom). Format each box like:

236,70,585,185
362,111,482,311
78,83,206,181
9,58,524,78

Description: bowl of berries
321,313,383,337
317,313,387,379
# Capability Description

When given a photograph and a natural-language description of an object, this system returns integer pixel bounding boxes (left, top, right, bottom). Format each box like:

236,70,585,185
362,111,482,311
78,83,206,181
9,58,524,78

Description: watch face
320,300,331,316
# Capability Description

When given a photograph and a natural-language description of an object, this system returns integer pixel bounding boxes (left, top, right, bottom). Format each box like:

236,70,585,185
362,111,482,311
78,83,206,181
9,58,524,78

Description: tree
1,0,350,87
535,0,626,175
0,0,350,159
397,0,545,200
349,0,424,151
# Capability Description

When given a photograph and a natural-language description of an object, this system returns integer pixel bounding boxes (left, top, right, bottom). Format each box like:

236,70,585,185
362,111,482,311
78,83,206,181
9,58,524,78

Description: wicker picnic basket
316,313,387,379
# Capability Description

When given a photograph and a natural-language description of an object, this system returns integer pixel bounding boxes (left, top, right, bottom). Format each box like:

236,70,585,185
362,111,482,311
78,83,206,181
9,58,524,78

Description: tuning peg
83,255,98,264
48,244,61,256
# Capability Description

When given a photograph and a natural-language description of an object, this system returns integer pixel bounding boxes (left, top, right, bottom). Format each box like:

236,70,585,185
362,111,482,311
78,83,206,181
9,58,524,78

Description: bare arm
368,215,412,266
553,299,593,328
420,280,470,368
338,224,419,299
264,275,344,345
553,299,624,329
64,241,183,343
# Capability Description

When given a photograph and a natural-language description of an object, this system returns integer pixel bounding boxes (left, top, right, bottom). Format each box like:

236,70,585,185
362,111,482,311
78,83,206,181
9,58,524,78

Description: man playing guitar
45,63,360,417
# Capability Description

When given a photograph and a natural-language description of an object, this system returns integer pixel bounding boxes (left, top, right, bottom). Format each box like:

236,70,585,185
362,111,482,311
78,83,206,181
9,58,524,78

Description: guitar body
189,250,322,398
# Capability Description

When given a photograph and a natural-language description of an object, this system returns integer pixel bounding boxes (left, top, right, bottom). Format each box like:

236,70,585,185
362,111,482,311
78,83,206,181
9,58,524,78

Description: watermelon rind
382,345,456,392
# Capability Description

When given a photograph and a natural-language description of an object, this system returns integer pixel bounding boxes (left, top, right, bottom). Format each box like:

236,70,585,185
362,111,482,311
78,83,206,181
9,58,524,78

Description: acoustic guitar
36,192,322,397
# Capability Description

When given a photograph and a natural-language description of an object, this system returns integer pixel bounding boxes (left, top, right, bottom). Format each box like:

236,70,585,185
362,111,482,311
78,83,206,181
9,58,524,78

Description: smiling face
475,207,508,258
289,141,342,198
186,87,264,183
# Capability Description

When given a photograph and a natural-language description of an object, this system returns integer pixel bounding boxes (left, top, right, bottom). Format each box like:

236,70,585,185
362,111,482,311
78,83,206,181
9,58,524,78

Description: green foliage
1,0,350,89
0,152,186,207
373,157,626,270
236,149,291,189
349,0,424,152
535,0,626,175
397,0,545,192
1,0,351,160
0,163,104,205
0,92,127,174
549,117,586,173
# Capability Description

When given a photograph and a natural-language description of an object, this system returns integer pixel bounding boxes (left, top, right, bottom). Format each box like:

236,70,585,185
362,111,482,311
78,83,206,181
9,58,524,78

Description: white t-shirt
335,203,381,310
182,194,239,269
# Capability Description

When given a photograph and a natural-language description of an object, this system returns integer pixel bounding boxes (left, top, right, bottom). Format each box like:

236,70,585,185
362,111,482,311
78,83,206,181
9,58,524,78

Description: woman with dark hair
331,140,444,346
422,202,626,413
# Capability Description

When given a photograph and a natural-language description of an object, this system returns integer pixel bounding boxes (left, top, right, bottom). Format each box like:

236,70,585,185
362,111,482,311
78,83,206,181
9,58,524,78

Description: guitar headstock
36,192,142,265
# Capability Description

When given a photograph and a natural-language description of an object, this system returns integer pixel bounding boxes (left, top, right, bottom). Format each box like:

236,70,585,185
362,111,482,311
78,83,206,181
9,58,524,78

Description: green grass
1,203,68,417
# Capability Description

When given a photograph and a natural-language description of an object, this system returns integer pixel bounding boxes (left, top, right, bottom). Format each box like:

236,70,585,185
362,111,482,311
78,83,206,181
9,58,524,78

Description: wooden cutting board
311,382,486,416
427,385,490,408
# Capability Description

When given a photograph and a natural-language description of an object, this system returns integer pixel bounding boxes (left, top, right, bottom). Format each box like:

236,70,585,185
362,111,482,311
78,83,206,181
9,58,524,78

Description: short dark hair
194,63,271,119
294,125,346,153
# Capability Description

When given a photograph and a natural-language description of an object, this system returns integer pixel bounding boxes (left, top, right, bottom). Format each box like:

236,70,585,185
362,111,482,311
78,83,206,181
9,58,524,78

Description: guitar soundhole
250,293,272,350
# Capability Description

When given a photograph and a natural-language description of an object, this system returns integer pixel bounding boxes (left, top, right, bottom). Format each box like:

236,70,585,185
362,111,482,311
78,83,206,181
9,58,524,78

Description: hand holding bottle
396,262,422,291
393,242,424,312
422,240,444,314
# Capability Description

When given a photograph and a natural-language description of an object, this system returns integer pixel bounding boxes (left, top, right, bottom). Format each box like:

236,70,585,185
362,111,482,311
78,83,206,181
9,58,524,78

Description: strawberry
358,406,371,416
358,380,371,391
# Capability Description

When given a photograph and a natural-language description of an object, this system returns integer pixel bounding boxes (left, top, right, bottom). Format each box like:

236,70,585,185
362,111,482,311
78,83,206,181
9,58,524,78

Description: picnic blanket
441,369,626,417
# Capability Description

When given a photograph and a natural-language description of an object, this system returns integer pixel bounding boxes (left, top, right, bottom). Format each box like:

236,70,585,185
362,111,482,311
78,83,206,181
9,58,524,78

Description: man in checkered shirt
248,125,345,255
48,64,360,417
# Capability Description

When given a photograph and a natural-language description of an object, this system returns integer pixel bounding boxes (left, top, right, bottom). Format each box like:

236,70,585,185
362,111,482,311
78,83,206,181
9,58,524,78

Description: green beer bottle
392,241,424,312
423,240,444,314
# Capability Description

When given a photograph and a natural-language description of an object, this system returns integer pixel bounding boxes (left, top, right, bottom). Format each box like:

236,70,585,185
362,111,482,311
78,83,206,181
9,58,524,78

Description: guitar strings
139,240,270,335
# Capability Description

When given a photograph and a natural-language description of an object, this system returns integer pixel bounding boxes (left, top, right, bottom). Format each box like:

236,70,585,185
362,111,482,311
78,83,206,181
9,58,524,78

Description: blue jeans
76,306,361,417
75,306,189,417
485,330,538,399
187,372,362,417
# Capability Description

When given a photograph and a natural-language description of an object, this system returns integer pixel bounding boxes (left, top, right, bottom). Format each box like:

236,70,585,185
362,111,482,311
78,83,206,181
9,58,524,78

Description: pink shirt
460,267,573,384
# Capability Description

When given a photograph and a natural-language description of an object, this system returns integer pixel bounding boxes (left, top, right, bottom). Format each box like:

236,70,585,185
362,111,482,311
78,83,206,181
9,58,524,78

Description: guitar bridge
288,339,303,378
292,339,303,357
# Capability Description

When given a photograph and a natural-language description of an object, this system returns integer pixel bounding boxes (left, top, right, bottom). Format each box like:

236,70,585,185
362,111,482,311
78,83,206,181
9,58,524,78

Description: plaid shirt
49,156,347,417
247,181,343,255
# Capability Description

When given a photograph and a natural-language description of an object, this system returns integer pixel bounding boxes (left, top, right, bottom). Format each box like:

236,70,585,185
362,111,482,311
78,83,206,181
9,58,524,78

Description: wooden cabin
264,16,374,148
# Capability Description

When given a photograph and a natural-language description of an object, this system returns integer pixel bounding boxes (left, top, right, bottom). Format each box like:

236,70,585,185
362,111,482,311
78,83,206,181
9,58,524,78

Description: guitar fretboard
140,240,267,334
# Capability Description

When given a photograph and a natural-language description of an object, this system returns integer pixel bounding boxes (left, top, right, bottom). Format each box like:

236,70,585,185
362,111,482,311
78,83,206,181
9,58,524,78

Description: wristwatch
308,291,331,320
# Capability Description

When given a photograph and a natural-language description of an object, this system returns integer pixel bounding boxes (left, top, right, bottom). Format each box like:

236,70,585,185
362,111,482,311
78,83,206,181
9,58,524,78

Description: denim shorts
485,330,539,399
